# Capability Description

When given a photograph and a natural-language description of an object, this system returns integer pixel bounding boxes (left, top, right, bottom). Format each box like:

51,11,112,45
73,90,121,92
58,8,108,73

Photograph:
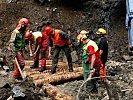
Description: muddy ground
0,0,133,100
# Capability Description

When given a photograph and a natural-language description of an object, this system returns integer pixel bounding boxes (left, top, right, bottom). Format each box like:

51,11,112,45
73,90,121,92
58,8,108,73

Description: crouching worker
9,18,29,80
79,31,103,94
25,28,49,72
44,26,74,74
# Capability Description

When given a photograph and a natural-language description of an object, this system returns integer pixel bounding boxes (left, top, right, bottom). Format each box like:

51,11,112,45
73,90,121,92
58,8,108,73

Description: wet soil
0,0,132,100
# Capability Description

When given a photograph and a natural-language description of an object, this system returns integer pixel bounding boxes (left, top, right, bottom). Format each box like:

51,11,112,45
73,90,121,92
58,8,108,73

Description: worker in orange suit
96,28,108,81
44,26,74,74
25,27,49,72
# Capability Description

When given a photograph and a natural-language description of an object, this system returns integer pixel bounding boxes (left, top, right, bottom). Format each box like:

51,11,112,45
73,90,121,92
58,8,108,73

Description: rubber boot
50,64,57,74
83,63,89,91
30,61,39,69
39,67,46,72
39,58,46,72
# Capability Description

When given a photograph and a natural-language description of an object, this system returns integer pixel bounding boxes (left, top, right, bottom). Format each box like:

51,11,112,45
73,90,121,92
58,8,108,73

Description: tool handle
15,57,25,79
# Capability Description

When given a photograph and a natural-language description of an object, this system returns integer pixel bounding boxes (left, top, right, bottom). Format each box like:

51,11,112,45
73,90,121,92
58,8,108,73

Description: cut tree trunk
28,67,83,80
34,67,83,86
42,84,73,100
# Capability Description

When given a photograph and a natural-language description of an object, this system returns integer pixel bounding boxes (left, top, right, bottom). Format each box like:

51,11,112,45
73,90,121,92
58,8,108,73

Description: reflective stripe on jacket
32,31,42,42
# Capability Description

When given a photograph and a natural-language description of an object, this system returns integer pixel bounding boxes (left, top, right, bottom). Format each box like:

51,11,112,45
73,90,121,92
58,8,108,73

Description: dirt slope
0,0,130,100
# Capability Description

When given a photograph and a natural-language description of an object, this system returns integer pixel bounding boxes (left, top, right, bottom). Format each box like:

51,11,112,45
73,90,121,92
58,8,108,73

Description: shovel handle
15,57,25,79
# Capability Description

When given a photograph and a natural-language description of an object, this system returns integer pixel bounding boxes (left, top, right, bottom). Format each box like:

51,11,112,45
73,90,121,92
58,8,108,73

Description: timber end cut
42,84,74,100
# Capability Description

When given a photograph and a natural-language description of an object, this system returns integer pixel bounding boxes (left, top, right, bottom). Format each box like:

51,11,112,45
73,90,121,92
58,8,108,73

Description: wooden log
24,60,66,66
23,65,52,71
34,67,83,86
26,70,49,77
42,84,73,100
24,64,81,77
23,64,68,71
30,67,83,80
25,67,68,77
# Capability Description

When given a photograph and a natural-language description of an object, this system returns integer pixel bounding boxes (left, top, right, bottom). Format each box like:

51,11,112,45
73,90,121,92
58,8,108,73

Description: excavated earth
1,0,133,100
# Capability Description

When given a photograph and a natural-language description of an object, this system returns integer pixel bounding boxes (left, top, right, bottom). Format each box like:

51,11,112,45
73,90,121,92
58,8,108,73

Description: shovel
15,58,26,81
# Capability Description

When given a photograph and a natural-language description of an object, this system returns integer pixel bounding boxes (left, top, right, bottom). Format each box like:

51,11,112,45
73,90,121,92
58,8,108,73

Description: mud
0,0,132,100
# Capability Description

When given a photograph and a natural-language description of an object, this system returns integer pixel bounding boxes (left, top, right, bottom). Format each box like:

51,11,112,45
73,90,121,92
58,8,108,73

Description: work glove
48,53,52,60
89,68,95,78
30,53,33,57
90,68,95,72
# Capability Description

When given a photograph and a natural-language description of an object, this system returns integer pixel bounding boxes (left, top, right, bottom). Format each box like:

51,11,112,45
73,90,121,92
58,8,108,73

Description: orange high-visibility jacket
50,29,68,46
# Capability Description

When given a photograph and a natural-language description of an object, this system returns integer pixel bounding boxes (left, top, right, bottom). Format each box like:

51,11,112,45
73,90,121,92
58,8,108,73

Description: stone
0,79,10,88
71,51,78,63
12,86,25,98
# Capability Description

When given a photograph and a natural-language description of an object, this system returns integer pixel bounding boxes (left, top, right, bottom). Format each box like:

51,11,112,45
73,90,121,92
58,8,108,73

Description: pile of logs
23,60,83,100
34,67,83,86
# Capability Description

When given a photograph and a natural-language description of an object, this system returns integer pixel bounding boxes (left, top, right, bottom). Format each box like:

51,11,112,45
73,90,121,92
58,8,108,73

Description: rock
0,79,10,88
0,71,8,76
71,51,78,63
123,55,133,61
3,65,9,72
12,86,25,98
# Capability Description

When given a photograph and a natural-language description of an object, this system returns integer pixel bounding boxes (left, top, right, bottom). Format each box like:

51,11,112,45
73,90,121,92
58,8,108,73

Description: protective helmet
16,18,29,30
80,30,88,35
24,30,32,40
18,18,29,27
45,26,53,35
96,28,106,35
77,30,88,42
80,34,87,42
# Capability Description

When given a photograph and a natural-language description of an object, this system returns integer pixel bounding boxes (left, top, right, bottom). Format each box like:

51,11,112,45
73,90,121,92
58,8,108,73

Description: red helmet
18,18,29,27
16,18,29,30
25,30,32,40
45,26,53,35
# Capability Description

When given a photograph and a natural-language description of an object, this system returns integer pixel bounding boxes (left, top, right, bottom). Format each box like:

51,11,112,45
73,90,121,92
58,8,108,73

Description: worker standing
79,32,103,93
76,30,90,91
24,27,49,72
96,28,108,81
45,26,74,74
9,18,29,80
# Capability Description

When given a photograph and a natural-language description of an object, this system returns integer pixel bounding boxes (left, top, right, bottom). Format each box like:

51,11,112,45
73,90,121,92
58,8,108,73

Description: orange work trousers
99,64,106,81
